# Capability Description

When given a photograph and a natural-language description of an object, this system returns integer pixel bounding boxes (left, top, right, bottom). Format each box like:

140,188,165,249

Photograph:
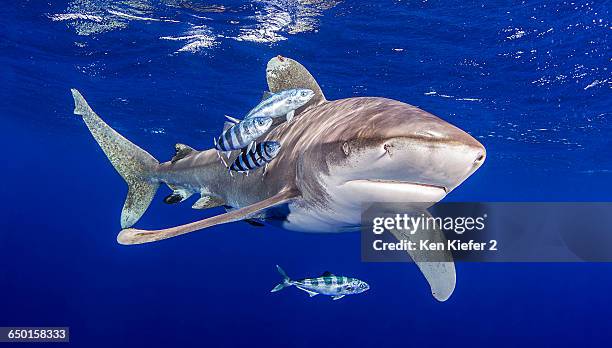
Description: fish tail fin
271,265,292,292
71,89,160,229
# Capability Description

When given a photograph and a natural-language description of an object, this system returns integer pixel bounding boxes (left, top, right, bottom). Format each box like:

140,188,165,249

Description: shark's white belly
281,178,447,233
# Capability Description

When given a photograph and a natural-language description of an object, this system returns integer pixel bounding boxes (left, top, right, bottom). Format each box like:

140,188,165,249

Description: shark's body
71,56,485,301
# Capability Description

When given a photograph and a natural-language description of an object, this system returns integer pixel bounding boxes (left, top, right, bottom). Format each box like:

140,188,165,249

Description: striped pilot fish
214,116,273,156
229,141,281,174
245,88,315,123
271,265,370,300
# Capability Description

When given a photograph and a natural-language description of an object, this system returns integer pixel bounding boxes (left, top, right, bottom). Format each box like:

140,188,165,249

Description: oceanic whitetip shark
71,56,485,301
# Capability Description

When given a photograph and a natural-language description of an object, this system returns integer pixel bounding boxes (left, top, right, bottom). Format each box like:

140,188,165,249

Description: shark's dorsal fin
321,271,334,277
266,56,326,115
171,143,195,163
117,188,300,245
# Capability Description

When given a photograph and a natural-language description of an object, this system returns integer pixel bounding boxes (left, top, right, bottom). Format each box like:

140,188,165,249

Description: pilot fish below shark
271,265,369,300
70,55,486,302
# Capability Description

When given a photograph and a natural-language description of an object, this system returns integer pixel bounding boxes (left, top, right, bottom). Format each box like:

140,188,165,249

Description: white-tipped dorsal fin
387,208,456,302
266,55,326,113
117,188,300,245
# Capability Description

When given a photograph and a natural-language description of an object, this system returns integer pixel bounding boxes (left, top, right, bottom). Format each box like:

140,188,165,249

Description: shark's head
285,88,315,109
293,98,485,227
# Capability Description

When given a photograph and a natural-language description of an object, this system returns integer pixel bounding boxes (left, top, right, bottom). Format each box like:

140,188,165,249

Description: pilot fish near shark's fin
171,143,195,163
117,188,300,245
266,55,326,115
71,89,160,229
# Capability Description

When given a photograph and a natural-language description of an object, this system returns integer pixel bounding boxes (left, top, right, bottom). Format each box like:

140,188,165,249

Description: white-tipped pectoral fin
387,208,456,302
332,295,345,301
117,188,300,245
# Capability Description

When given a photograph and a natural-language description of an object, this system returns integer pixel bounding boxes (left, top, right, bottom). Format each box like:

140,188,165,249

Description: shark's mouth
361,179,448,194
340,179,448,203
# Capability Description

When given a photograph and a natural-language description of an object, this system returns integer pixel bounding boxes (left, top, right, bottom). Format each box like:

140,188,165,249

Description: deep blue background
1,1,611,347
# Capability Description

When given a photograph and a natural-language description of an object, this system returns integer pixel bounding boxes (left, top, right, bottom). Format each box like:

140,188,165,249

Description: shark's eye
342,142,350,156
301,91,308,97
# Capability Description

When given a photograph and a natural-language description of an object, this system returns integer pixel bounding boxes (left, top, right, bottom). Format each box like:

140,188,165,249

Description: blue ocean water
1,0,611,346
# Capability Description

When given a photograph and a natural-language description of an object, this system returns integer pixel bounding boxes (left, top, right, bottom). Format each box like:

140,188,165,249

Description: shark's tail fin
271,265,292,292
71,89,160,228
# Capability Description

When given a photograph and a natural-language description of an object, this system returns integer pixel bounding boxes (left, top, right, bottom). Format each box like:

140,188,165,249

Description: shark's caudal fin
266,55,326,116
71,89,160,228
271,265,292,292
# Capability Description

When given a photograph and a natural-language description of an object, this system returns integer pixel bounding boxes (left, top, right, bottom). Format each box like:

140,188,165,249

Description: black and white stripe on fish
229,141,281,175
214,116,273,158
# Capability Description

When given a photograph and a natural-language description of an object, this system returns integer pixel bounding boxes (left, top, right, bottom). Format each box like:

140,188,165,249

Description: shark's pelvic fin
191,194,225,210
71,89,160,228
163,187,193,204
117,188,300,245
387,208,456,302
266,56,326,114
171,143,195,163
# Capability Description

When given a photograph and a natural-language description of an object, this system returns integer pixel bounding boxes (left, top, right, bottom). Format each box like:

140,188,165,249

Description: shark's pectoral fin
387,209,456,302
117,188,300,245
266,56,326,115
